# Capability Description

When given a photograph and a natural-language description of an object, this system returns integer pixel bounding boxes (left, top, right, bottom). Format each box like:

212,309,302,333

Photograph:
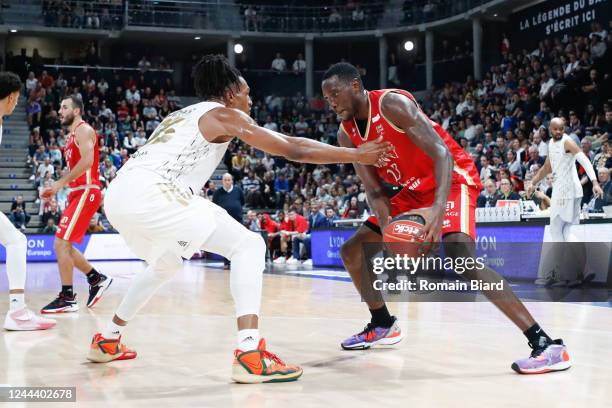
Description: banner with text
510,0,609,49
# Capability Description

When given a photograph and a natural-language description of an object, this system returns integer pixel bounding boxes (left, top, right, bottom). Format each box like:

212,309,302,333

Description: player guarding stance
528,117,603,284
0,72,55,330
86,55,390,384
321,63,571,374
40,96,113,313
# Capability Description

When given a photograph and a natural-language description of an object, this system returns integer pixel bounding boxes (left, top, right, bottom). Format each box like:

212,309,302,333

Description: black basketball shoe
87,274,113,308
41,292,79,314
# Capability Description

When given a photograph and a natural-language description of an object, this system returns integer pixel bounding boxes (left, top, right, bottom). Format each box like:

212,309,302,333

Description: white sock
102,321,124,339
9,293,25,311
237,329,260,351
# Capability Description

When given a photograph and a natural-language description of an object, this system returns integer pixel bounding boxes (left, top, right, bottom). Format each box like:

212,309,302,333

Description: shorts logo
372,114,381,123
442,219,451,228
177,240,189,248
393,224,420,236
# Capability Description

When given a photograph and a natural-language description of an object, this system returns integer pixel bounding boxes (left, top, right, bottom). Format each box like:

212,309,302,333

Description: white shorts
105,169,247,264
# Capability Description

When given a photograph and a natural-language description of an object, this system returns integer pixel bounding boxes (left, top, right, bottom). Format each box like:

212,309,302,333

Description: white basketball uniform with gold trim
548,133,582,224
104,101,238,264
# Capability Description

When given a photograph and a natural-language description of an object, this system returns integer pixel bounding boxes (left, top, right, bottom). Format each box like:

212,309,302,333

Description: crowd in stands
42,0,123,30
242,0,384,32
4,21,611,266
8,54,181,232
211,22,612,265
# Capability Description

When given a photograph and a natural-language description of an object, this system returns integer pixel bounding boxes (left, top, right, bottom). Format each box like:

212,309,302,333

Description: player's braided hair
0,71,22,99
193,54,242,100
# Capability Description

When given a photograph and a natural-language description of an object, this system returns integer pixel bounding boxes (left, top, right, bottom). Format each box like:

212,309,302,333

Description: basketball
383,213,428,257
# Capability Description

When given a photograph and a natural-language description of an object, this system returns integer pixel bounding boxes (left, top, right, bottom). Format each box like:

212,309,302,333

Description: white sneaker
273,257,286,264
286,257,300,265
4,307,56,331
302,259,313,266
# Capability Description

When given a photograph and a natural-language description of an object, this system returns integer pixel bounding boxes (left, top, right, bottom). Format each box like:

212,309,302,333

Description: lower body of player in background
41,186,113,313
87,170,302,383
340,183,571,374
0,211,56,330
536,195,594,287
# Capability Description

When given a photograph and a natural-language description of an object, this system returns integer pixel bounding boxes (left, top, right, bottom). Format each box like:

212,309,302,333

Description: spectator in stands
137,56,151,73
9,195,30,231
499,177,520,201
271,53,287,72
134,129,148,148
319,206,339,228
25,71,37,95
87,213,106,233
123,131,137,154
244,6,257,31
275,209,308,264
593,167,612,211
35,157,54,186
41,199,61,229
26,99,42,129
293,53,306,74
477,179,502,208
242,170,262,207
42,218,58,234
213,173,244,269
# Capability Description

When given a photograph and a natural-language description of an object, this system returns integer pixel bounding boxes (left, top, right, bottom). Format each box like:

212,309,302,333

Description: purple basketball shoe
511,339,571,374
341,317,403,350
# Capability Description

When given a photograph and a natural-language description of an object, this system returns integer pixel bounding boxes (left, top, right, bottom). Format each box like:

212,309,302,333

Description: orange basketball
383,214,429,257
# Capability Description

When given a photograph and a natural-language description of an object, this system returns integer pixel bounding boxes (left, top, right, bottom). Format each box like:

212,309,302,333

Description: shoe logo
243,336,254,342
177,241,188,247
535,329,541,334
372,114,381,123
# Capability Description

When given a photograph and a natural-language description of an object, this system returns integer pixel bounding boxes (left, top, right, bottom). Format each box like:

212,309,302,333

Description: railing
4,0,492,33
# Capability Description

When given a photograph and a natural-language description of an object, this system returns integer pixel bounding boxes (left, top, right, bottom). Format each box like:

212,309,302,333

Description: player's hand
354,136,393,166
592,183,604,199
40,182,62,199
411,206,444,244
526,182,535,197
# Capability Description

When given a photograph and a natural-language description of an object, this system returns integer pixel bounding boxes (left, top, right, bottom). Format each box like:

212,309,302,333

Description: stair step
0,169,32,178
0,202,38,213
0,191,38,201
0,181,35,189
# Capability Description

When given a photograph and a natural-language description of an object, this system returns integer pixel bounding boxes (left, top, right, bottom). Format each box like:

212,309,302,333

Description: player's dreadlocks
193,54,242,101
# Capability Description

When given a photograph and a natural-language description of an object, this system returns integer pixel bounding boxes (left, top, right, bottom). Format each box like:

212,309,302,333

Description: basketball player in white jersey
0,72,56,330
529,117,603,284
86,55,391,383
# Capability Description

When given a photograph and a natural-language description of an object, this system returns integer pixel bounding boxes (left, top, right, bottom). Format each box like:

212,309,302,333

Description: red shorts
56,188,102,244
365,184,479,240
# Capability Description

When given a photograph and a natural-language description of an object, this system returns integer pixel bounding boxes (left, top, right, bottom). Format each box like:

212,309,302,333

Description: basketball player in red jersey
322,63,570,374
40,95,113,314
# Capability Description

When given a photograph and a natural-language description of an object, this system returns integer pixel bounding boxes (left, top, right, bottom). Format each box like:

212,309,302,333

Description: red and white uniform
56,121,102,243
341,89,482,239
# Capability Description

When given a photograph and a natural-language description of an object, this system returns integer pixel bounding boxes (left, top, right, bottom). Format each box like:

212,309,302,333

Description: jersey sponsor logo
442,219,451,229
372,113,381,123
446,201,455,211
177,240,189,247
375,124,384,137
406,177,421,190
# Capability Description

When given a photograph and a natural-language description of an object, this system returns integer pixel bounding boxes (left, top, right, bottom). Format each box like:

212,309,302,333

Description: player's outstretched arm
565,138,603,198
201,107,391,166
338,128,392,231
380,92,453,242
42,125,95,198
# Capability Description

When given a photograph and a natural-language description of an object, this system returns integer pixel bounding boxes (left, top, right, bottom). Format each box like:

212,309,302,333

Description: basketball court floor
1,260,611,407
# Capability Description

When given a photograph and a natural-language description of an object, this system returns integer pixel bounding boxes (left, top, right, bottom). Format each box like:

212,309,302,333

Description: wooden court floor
1,260,611,407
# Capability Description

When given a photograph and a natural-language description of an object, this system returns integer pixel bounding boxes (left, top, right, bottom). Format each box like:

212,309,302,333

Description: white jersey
119,101,229,193
548,134,582,220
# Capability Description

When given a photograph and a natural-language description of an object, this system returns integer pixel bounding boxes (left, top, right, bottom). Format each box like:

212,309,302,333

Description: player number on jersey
146,116,185,145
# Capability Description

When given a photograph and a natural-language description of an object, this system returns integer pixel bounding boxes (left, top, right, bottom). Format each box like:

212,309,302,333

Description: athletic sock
86,268,101,285
61,285,74,298
102,321,124,339
369,305,393,328
9,293,25,311
237,329,260,351
524,323,553,348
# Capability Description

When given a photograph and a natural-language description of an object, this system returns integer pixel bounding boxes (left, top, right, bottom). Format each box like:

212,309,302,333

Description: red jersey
341,89,481,198
65,121,101,189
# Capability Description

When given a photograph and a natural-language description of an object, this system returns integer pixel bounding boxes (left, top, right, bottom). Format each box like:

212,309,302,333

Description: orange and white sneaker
232,338,303,383
87,333,137,363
